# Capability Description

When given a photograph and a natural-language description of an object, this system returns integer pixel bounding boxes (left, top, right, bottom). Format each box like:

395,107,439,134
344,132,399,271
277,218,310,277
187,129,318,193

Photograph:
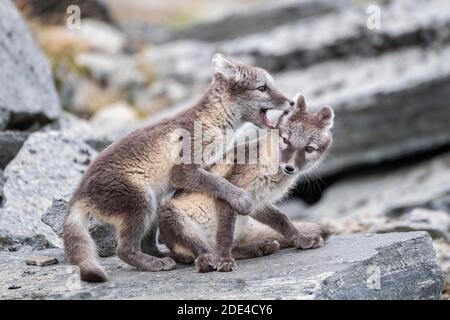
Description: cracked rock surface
0,232,443,300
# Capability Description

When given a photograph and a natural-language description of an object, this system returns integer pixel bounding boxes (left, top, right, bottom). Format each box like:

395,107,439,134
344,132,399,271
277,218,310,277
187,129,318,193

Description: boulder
121,0,346,44
222,0,450,72
0,232,444,299
146,0,450,86
0,132,97,251
0,0,61,130
0,131,28,169
42,198,117,257
164,0,347,43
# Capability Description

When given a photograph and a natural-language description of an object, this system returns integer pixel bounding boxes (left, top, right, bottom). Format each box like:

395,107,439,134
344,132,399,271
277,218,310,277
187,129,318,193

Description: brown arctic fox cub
63,54,294,282
159,95,334,272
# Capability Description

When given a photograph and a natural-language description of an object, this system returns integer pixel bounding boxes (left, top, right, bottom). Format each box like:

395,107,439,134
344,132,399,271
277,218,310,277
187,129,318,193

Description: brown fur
63,54,293,282
158,95,334,272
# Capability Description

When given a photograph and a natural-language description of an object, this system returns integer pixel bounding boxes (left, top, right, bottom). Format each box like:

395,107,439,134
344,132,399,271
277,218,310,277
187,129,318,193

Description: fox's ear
212,53,236,80
293,94,307,113
317,106,334,129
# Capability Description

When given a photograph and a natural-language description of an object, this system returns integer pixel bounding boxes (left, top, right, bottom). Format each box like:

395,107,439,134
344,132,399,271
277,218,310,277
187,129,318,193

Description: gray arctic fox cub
159,95,334,272
63,54,294,281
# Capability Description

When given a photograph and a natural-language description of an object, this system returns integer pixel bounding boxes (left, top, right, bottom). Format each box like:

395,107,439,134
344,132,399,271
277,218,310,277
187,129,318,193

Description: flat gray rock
0,132,97,250
147,0,450,85
0,232,443,299
165,0,346,43
223,0,450,71
0,0,60,130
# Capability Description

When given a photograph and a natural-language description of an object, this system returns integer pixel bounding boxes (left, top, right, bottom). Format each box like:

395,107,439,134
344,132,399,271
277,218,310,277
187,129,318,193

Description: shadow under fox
159,95,334,272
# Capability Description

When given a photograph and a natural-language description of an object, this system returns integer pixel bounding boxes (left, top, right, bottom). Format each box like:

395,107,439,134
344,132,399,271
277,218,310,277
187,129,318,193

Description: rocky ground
0,0,449,299
0,232,444,300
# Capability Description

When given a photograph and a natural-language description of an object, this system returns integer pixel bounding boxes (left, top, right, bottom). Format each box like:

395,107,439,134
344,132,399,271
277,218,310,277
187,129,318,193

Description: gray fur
62,54,292,282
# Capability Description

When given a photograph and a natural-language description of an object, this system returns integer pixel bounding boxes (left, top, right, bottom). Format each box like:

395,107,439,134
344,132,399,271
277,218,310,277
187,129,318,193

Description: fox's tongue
261,109,274,128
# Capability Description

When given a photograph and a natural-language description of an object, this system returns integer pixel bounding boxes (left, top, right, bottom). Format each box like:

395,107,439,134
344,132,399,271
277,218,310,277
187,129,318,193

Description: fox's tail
238,219,331,248
63,201,108,282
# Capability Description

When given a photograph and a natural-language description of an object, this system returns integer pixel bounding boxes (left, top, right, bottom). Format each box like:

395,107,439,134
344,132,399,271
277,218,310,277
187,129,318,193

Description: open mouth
260,108,274,128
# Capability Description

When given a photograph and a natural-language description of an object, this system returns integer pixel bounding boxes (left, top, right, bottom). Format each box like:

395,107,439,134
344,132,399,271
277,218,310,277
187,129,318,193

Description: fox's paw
228,190,252,215
259,239,280,256
216,257,236,272
142,257,177,271
293,222,331,250
293,235,324,249
195,253,217,273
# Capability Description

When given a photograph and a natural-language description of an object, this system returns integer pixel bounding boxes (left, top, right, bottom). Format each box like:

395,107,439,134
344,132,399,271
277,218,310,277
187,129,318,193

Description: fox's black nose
289,100,295,106
284,165,295,173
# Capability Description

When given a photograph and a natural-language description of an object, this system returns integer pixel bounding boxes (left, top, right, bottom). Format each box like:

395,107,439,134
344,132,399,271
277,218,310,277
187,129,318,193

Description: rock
144,40,215,85
41,198,117,257
0,0,61,130
146,0,450,88
120,0,346,45
0,131,28,169
375,209,450,242
43,112,97,140
164,0,347,43
290,152,450,220
89,102,140,140
69,19,125,54
277,45,450,176
0,132,97,250
25,255,58,267
43,112,114,152
0,232,444,299
222,0,450,72
74,52,148,92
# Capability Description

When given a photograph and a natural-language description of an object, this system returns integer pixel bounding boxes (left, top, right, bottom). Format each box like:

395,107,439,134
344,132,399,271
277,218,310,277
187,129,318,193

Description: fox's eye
282,137,289,145
305,146,315,153
257,85,267,92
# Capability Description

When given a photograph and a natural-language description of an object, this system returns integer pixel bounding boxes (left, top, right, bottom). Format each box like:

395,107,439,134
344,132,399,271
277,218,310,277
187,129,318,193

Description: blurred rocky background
0,0,449,299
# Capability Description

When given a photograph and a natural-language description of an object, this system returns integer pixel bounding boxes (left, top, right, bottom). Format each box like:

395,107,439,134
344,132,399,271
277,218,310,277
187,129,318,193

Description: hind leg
232,239,280,259
141,222,172,258
116,195,176,272
158,204,211,267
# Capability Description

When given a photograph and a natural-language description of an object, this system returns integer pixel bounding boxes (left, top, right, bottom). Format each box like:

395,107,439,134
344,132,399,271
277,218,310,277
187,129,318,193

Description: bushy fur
159,95,334,272
63,54,293,282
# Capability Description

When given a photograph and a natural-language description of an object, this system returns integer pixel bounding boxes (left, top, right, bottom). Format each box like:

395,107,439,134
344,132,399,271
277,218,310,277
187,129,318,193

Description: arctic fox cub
63,54,294,281
159,95,334,272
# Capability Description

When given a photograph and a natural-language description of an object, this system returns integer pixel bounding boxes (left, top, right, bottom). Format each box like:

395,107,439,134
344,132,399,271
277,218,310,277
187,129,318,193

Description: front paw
216,257,236,272
195,253,217,273
293,235,324,249
292,222,331,250
228,190,252,215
